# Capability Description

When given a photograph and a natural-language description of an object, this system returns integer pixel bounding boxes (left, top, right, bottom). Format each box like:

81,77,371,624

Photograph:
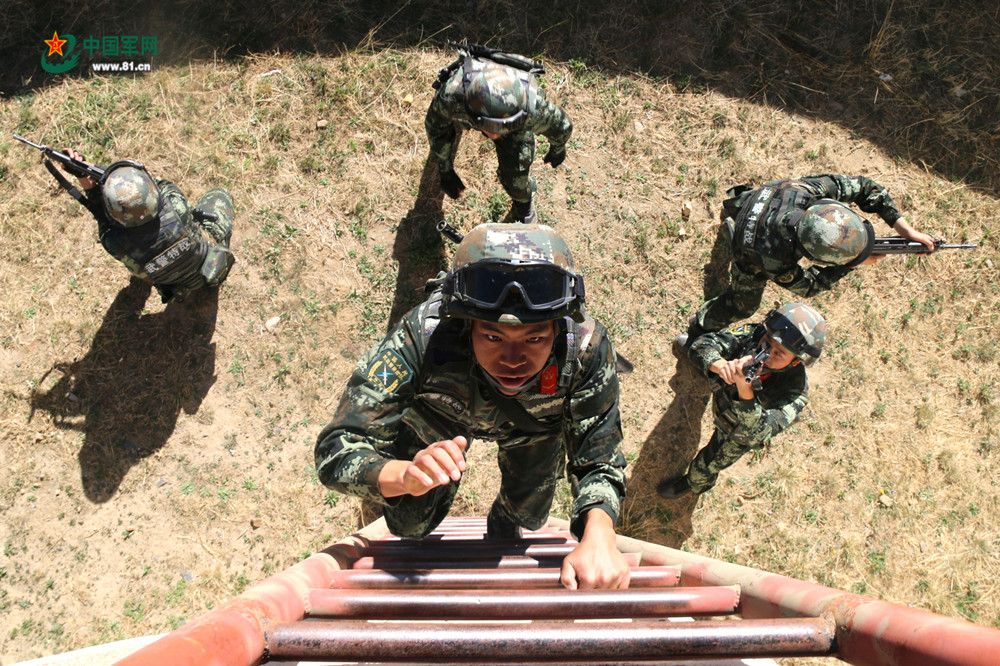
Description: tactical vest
102,196,207,291
730,180,816,270
437,56,542,130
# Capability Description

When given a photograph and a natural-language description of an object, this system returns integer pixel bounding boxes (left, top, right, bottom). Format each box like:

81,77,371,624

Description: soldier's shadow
29,278,219,503
622,352,713,547
702,218,732,303
358,155,451,529
385,154,452,330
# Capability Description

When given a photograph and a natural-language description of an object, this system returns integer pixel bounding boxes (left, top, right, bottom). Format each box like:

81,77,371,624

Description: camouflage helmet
763,302,827,366
100,161,160,227
443,223,585,324
796,199,874,266
465,64,528,135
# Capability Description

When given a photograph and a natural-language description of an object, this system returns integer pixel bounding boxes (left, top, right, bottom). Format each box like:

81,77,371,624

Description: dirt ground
0,45,998,665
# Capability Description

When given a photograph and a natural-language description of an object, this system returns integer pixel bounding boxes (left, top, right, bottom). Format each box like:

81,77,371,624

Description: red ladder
115,516,1000,665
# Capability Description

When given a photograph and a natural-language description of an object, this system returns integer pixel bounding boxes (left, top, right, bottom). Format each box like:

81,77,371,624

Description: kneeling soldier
660,303,826,499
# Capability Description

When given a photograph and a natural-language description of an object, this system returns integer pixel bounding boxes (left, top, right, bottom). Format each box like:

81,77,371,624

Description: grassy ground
1,4,999,664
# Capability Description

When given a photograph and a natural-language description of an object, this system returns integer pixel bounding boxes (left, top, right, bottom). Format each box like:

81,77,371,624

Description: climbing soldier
316,223,630,590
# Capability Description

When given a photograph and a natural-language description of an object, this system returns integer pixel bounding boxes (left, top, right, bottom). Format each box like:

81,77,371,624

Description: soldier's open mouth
496,374,529,389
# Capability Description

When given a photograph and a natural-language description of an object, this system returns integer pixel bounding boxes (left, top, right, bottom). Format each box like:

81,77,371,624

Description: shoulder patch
728,324,750,335
366,349,414,393
775,271,797,284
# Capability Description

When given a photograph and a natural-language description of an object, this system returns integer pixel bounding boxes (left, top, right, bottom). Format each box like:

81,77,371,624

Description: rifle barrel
14,134,41,148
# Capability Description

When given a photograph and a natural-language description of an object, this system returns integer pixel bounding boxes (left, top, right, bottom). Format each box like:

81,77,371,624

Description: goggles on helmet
470,109,527,136
764,309,820,359
451,259,584,311
98,159,151,186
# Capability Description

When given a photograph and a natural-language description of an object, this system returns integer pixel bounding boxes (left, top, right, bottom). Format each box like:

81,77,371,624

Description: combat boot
657,475,693,500
674,314,708,352
511,199,537,225
486,503,523,539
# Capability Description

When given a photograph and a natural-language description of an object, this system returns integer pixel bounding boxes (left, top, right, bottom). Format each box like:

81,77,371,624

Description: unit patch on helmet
366,349,413,393
776,271,797,284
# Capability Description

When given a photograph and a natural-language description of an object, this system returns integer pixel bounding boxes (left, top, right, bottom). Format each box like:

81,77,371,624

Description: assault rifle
872,237,978,254
743,344,771,392
434,39,544,89
15,134,104,181
15,134,218,222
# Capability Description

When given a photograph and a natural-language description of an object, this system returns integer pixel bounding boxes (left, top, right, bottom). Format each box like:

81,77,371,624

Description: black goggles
452,260,584,311
764,310,820,358
470,109,527,136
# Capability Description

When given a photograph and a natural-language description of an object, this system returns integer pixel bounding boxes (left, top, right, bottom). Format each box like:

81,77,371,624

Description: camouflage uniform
82,177,235,302
683,322,808,493
425,60,573,206
314,292,626,540
695,174,903,331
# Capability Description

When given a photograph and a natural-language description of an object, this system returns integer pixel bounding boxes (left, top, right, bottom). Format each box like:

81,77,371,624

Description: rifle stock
443,39,545,75
437,220,464,244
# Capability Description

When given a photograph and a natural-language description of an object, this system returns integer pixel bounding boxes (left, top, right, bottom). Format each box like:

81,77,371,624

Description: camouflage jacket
315,293,626,537
727,174,903,296
688,323,808,448
84,179,221,300
424,59,573,173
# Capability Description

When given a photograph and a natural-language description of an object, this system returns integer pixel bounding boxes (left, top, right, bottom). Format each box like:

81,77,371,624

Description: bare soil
0,43,998,665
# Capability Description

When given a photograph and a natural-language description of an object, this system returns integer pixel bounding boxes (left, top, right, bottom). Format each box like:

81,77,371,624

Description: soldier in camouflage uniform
316,223,630,589
684,174,935,342
425,50,573,224
61,149,235,303
659,303,826,499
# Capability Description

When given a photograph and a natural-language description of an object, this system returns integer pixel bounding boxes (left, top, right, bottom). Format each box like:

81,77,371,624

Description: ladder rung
328,566,681,589
353,543,579,559
350,551,640,570
266,617,835,662
307,586,741,619
361,536,575,549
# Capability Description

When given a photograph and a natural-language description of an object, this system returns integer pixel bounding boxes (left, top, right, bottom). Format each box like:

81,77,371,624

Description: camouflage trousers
383,427,563,539
694,221,768,331
493,131,537,204
685,430,762,494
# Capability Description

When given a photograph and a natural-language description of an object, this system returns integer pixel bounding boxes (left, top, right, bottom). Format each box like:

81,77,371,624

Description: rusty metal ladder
263,516,834,664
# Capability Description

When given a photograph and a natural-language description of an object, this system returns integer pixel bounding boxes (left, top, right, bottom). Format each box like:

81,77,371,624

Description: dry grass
1,3,999,663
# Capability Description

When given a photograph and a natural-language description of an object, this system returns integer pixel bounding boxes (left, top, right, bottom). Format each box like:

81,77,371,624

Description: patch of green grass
123,599,145,622
165,579,187,607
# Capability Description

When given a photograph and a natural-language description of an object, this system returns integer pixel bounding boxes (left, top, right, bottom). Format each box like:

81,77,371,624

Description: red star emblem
44,31,68,57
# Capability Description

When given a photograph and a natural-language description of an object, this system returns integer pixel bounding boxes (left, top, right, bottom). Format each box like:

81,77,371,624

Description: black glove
543,148,566,168
439,169,466,199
